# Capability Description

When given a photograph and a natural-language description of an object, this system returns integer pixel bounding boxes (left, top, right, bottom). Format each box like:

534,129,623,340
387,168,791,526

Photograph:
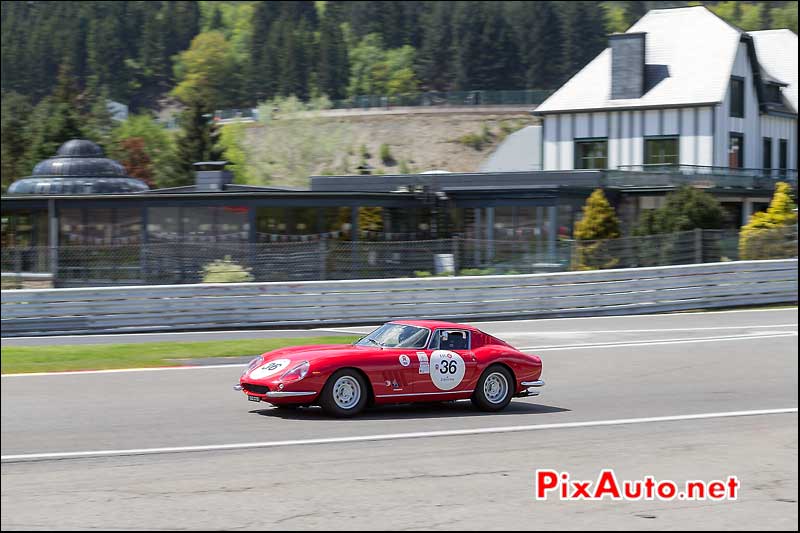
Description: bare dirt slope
241,110,533,188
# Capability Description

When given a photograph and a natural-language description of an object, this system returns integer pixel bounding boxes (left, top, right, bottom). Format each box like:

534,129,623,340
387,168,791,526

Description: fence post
694,228,703,264
319,235,327,281
48,199,59,286
452,236,459,274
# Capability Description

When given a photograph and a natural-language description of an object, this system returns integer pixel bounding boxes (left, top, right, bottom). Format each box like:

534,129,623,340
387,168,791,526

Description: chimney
610,32,646,99
193,161,233,191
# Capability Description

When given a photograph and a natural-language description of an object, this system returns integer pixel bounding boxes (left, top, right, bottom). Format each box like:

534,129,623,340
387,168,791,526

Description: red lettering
644,476,656,499
708,481,726,499
686,481,705,499
624,480,643,499
657,481,677,500
594,470,621,499
727,476,740,499
571,481,592,499
535,470,559,499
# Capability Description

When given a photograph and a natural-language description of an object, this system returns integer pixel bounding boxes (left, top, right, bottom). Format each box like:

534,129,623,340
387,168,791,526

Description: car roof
391,320,478,331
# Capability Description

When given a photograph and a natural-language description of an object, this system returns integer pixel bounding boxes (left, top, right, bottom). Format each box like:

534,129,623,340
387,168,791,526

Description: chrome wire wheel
333,375,361,410
483,371,509,405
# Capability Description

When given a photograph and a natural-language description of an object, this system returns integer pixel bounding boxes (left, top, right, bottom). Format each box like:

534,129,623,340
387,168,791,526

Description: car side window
429,330,470,351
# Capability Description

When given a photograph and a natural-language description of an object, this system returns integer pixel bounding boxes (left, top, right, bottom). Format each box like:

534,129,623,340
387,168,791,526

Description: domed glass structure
7,139,149,195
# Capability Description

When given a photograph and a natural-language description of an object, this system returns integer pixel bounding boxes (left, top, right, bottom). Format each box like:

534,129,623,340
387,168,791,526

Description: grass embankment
1,336,359,374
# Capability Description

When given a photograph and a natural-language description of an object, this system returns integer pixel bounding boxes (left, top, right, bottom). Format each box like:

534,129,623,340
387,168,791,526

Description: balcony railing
609,164,797,189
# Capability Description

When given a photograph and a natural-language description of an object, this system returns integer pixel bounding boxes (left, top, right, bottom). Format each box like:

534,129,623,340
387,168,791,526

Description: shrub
202,255,254,283
572,189,621,270
414,270,433,277
456,123,494,151
379,143,395,165
739,182,798,260
458,268,496,276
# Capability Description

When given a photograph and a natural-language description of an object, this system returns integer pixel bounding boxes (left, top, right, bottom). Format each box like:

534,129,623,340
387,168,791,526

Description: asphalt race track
2,309,798,530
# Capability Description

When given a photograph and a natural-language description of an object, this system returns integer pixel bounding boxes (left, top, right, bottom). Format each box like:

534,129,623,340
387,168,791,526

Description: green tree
739,182,798,259
770,1,799,33
317,14,349,100
624,1,649,28
218,122,253,184
168,101,224,187
573,189,621,270
109,113,176,187
416,1,454,90
172,31,239,110
634,186,728,265
1,91,33,192
513,1,563,89
561,1,608,85
26,64,86,168
634,186,727,235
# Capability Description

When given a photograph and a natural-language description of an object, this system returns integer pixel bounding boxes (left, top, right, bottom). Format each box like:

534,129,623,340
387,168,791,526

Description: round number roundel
430,350,466,391
249,358,291,380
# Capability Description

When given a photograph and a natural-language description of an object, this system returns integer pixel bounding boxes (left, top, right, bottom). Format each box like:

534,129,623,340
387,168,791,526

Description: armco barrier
1,260,797,337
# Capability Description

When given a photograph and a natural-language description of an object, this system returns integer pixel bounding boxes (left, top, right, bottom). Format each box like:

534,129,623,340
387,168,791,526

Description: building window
765,84,782,104
729,77,744,118
728,133,744,168
763,137,772,170
779,139,788,172
645,137,679,165
574,139,608,169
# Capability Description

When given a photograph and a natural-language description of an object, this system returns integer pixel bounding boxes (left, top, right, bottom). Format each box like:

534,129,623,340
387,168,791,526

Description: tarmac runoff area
1,308,797,530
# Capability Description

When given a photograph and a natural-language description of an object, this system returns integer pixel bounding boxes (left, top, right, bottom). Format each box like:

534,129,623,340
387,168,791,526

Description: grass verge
1,336,359,374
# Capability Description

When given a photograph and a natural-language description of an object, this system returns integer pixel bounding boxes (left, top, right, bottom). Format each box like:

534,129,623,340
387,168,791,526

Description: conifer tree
573,189,622,270
739,182,798,259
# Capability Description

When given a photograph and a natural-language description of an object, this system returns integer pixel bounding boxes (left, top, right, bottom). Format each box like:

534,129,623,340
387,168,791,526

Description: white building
533,6,797,177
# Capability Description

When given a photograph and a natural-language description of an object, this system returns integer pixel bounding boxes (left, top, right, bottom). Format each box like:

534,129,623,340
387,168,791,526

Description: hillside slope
239,110,534,188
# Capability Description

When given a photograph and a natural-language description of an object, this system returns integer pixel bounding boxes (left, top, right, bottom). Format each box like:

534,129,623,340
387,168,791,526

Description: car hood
244,344,375,381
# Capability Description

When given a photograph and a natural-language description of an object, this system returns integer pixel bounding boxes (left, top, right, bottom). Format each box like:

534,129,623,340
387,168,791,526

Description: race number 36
430,350,465,390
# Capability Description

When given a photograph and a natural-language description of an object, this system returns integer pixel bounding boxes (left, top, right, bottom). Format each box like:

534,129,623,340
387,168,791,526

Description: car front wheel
320,369,368,417
472,365,514,412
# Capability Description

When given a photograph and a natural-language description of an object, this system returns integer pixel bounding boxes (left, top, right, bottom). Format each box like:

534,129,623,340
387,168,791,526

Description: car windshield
354,323,430,349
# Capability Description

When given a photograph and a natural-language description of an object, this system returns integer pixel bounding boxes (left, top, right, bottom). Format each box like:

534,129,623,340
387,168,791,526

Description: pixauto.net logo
534,470,740,501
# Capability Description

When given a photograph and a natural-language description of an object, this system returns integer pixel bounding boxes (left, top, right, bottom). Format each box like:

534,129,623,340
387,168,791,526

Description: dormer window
764,83,782,104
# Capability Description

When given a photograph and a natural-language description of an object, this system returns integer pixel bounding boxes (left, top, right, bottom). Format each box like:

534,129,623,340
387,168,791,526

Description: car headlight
279,361,310,383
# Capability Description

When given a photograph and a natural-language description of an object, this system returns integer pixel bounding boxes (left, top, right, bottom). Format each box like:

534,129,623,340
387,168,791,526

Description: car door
411,329,478,396
375,348,422,397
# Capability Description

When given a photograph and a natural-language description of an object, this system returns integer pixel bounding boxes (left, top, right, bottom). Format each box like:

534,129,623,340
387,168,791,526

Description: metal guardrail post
319,235,327,281
695,228,703,264
452,236,460,274
48,199,58,286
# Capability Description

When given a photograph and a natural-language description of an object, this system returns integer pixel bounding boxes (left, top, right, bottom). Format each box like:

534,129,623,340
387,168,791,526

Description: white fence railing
1,260,797,337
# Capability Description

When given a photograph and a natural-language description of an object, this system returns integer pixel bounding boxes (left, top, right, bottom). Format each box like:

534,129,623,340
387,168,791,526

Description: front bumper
518,380,545,397
234,384,317,401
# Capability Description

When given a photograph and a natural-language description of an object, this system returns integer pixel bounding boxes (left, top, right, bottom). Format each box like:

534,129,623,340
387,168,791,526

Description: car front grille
242,383,270,395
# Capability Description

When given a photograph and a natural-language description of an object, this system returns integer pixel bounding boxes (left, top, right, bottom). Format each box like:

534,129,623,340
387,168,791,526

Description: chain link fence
2,227,797,288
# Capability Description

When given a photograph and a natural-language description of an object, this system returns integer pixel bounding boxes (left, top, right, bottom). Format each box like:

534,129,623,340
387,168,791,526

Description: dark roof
56,139,105,158
7,139,149,195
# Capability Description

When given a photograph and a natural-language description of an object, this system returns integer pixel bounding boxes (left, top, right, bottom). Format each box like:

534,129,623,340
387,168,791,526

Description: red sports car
235,320,544,417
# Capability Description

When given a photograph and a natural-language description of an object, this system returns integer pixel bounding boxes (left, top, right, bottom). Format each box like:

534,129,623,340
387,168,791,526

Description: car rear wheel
472,365,513,412
320,369,368,417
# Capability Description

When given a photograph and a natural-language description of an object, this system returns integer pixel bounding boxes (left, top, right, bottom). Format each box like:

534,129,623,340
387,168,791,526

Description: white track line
510,324,798,335
2,408,795,463
1,363,247,378
3,331,796,377
519,331,798,351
